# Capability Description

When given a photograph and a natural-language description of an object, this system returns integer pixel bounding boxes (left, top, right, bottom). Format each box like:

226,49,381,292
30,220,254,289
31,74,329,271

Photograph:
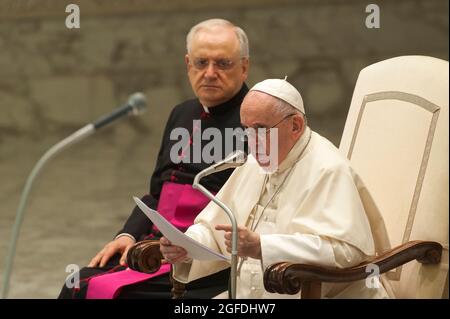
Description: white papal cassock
173,127,390,298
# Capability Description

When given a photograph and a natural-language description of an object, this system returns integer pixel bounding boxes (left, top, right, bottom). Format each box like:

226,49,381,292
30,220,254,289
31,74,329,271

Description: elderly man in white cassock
160,78,389,298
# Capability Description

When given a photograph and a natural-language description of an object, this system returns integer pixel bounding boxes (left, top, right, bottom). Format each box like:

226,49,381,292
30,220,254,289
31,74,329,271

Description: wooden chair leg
301,281,322,299
170,267,186,299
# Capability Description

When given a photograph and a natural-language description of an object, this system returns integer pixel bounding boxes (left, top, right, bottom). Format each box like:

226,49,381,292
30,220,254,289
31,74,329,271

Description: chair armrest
126,239,164,273
263,240,442,295
126,239,186,298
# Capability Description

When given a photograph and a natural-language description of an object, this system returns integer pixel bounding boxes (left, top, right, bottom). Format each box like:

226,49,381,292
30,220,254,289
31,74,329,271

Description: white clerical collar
202,105,210,113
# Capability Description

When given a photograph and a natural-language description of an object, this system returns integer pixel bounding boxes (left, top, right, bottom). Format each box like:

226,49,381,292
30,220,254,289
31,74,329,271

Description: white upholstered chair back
339,56,448,298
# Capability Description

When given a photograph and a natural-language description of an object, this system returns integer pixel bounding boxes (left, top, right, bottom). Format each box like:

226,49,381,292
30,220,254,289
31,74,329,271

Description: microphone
1,92,147,299
192,149,247,299
93,92,147,130
193,150,247,185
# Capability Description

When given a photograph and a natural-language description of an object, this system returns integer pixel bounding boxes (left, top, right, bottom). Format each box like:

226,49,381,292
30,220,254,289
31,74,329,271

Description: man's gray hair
274,97,307,123
186,18,249,58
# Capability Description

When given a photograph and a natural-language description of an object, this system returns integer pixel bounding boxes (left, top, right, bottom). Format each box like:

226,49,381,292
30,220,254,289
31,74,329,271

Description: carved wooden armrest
127,240,164,273
126,239,186,298
263,240,442,296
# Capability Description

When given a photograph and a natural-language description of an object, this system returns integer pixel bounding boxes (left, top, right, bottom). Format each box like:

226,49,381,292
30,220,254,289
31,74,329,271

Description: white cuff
114,233,136,243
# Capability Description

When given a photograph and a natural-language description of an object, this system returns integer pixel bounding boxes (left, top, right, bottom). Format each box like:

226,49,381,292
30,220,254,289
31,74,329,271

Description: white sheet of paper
133,196,229,261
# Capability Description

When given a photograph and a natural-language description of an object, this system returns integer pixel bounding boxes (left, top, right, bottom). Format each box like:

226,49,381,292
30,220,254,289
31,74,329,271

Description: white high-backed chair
264,56,449,298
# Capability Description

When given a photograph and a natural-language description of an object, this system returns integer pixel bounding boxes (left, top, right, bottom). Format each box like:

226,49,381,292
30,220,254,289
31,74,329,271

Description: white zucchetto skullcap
249,77,305,114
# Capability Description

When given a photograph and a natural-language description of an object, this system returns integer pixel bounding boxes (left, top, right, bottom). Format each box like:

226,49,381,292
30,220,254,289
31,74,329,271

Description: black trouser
58,254,229,299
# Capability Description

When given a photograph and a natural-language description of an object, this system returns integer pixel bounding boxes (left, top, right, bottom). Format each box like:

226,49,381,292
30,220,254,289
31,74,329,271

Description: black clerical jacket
117,84,248,241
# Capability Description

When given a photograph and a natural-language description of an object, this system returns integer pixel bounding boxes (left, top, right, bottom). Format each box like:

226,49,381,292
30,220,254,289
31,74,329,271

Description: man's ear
292,114,304,137
185,54,191,72
241,58,250,81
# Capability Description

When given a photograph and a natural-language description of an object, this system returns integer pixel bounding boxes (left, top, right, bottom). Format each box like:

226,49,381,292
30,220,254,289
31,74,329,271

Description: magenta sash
86,264,171,299
86,182,211,299
156,182,211,232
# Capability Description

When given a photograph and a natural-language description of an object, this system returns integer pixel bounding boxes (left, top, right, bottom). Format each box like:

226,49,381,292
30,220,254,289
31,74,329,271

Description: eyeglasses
191,57,237,71
243,114,296,140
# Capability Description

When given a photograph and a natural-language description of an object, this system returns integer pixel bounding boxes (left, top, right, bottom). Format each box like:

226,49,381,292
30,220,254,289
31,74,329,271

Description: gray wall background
0,0,448,298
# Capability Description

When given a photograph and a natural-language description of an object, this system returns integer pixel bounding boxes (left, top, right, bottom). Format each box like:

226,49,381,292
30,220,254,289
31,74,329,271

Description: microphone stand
1,125,95,299
192,151,246,300
192,181,237,299
192,179,238,299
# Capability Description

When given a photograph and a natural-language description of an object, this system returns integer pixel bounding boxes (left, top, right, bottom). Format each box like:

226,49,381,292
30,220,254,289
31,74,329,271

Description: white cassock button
251,287,256,291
